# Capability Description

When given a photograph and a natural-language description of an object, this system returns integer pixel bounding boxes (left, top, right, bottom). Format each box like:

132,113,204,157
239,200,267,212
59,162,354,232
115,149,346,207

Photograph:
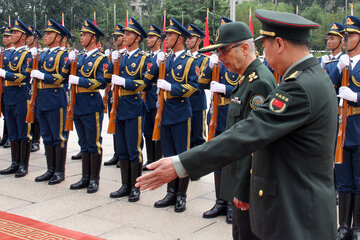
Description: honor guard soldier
0,26,14,149
67,19,110,193
148,18,199,212
103,24,126,167
0,19,33,177
109,18,150,202
137,9,338,240
29,19,68,185
198,17,240,224
26,24,43,153
142,24,163,171
329,16,360,240
201,21,277,239
185,24,207,149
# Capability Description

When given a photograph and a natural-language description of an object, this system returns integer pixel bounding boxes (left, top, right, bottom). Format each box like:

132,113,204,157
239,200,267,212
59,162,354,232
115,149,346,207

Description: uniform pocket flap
251,175,277,198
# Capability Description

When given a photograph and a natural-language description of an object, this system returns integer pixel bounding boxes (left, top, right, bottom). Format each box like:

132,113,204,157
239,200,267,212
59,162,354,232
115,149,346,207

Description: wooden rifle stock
65,59,78,131
335,67,350,164
107,56,120,134
152,58,166,141
103,83,111,113
0,50,3,117
208,62,220,141
25,54,39,123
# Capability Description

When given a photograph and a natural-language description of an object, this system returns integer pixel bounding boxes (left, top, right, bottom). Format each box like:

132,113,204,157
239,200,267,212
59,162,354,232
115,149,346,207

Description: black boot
0,141,20,174
129,161,142,202
104,135,119,166
110,160,131,198
15,141,31,178
203,173,227,218
35,146,55,182
0,119,9,147
175,177,189,212
154,140,163,161
352,195,360,240
87,153,102,193
30,122,40,152
116,160,120,168
226,202,233,224
71,151,82,160
337,193,353,240
70,152,90,189
48,147,66,185
143,138,154,171
154,179,178,208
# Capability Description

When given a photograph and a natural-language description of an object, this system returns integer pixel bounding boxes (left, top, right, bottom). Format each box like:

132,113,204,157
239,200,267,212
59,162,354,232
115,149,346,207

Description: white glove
111,50,119,64
69,51,76,62
338,54,350,73
320,55,330,68
111,74,125,86
338,86,358,102
156,51,165,67
30,47,38,58
209,54,219,69
105,49,111,57
30,70,45,80
157,79,171,91
0,68,6,78
69,75,79,85
210,81,226,94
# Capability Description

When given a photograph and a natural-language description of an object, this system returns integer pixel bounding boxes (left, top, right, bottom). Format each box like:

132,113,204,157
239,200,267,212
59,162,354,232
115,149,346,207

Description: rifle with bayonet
107,46,120,134
208,61,220,141
65,35,77,131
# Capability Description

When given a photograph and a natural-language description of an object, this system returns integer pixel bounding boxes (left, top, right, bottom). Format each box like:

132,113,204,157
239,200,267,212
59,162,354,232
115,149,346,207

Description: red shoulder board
196,66,200,76
27,58,31,65
64,57,68,64
103,63,108,71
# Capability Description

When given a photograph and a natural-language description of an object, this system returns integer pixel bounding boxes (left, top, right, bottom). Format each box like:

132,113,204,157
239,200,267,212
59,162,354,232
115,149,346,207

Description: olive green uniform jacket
219,58,277,203
179,56,337,240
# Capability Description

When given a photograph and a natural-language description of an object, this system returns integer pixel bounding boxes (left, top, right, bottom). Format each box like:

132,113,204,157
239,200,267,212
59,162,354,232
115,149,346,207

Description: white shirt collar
192,51,198,57
49,47,60,52
173,50,185,60
5,47,15,51
60,47,66,51
14,46,26,52
86,48,98,58
351,55,360,70
152,49,161,56
127,48,139,58
119,48,127,53
330,52,342,59
283,54,313,79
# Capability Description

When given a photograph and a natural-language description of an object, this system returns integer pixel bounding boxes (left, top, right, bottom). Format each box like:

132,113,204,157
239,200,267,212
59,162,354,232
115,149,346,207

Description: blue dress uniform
143,24,163,170
109,18,150,202
31,19,69,185
67,19,110,194
330,16,360,240
0,19,33,178
186,24,207,148
27,25,43,153
103,24,126,167
0,26,14,148
150,18,199,212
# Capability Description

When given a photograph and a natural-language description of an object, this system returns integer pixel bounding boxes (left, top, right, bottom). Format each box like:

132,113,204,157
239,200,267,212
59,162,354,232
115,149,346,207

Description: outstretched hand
136,157,178,191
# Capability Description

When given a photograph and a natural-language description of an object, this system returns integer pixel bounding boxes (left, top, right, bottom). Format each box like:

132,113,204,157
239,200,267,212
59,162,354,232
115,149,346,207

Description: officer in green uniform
137,9,338,240
200,21,276,239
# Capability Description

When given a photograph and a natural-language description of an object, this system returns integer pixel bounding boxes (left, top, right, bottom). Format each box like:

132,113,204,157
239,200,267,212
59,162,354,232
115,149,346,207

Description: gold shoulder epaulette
248,71,259,83
284,70,303,81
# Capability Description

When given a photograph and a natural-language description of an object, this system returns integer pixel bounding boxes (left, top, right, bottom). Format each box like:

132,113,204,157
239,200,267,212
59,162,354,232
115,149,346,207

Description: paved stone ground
0,116,232,240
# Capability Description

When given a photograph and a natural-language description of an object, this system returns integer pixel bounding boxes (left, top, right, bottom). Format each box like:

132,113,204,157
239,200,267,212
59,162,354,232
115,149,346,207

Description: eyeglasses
216,42,244,56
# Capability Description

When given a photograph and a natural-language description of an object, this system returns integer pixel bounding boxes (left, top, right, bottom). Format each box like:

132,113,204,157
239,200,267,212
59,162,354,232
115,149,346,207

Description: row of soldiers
0,16,243,223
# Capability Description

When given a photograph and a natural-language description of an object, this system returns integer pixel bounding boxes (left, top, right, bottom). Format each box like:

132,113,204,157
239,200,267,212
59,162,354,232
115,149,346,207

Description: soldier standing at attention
137,9,338,240
26,24,43,153
30,19,69,185
0,26,14,149
148,18,199,213
103,24,126,167
185,24,207,150
329,16,360,240
142,24,163,171
109,18,150,202
67,19,110,194
0,19,33,177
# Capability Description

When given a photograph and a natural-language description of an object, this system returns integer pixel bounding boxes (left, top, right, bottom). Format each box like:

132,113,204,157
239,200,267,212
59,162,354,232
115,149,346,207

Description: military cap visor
187,24,205,38
199,22,253,53
344,16,360,35
165,18,192,38
123,18,148,38
80,19,105,37
12,19,33,36
327,22,343,38
2,26,12,36
254,9,319,42
148,24,162,38
113,24,125,36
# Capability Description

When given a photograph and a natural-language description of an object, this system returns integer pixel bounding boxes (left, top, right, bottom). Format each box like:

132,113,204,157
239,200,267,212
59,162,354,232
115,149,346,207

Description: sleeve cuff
172,155,188,178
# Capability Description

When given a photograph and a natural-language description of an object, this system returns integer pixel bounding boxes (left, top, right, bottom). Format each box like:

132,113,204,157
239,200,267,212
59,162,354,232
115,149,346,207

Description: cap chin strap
117,39,124,49
189,37,199,50
48,33,59,47
127,35,140,49
28,36,36,48
349,40,360,52
13,33,24,45
170,34,181,50
149,37,160,49
332,40,342,52
85,34,95,49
